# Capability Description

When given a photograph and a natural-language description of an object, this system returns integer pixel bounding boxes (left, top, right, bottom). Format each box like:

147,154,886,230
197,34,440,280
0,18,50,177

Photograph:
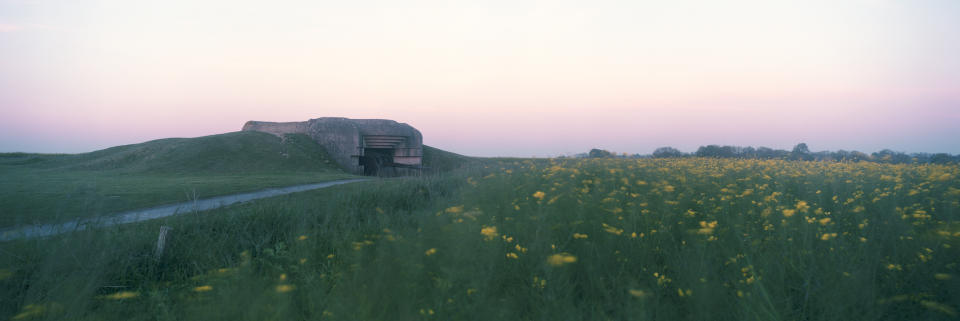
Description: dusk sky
1,0,958,157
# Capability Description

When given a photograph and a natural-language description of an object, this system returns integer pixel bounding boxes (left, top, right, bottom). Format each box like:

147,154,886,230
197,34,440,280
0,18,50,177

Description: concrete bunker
242,117,423,176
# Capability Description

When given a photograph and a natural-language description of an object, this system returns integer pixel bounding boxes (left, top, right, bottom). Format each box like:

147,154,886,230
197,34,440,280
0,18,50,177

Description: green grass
2,158,958,320
0,131,355,227
421,145,474,173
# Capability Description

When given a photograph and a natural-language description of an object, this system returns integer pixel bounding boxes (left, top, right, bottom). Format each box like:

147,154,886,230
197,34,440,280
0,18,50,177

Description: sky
1,0,958,157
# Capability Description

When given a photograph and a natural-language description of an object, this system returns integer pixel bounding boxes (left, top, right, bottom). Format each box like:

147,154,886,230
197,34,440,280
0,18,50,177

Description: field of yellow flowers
2,158,959,320
408,158,960,320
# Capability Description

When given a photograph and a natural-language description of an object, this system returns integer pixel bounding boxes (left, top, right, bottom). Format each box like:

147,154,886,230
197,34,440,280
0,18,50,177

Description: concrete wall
242,117,423,174
242,121,308,137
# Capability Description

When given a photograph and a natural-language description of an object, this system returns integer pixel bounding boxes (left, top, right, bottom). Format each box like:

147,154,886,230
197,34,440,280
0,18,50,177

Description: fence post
155,226,172,260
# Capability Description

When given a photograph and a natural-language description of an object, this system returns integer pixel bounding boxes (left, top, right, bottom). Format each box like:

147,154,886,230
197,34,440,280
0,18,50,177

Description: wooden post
155,226,172,259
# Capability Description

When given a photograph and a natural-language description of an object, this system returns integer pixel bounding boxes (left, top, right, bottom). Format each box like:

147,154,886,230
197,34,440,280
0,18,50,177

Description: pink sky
1,0,958,156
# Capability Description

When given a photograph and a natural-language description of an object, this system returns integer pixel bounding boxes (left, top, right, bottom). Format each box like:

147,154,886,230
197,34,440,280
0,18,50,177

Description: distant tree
811,151,832,161
741,146,757,159
653,147,685,158
756,147,776,159
832,150,850,162
850,151,870,162
872,149,912,164
696,145,719,158
930,153,953,164
640,142,954,164
791,143,813,161
588,148,614,158
890,150,911,163
720,146,737,158
695,145,735,158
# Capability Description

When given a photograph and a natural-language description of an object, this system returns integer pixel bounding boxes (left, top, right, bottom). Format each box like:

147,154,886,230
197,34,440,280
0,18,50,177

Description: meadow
1,157,959,320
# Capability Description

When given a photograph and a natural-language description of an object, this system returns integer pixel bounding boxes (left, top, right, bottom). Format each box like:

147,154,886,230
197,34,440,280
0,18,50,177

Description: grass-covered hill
0,131,356,227
422,145,474,173
1,131,344,175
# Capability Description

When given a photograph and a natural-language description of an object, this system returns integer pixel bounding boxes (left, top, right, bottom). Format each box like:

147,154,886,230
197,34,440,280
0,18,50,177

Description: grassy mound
0,132,354,227
422,145,474,173
1,131,343,174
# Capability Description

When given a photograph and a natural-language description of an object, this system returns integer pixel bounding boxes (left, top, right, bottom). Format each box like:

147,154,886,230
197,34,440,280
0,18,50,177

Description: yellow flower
818,218,831,225
628,289,648,298
481,226,499,240
547,253,577,266
515,244,528,253
506,252,519,259
13,305,44,320
782,209,796,217
445,206,464,214
602,223,624,235
104,291,139,300
573,233,589,239
533,191,546,200
297,235,308,241
535,277,547,288
193,285,213,292
425,248,438,256
795,200,810,212
820,233,838,241
664,185,675,192
920,300,957,316
275,285,296,293
697,221,718,235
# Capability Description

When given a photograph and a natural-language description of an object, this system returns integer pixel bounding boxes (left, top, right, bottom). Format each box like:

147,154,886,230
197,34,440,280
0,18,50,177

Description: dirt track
0,178,369,241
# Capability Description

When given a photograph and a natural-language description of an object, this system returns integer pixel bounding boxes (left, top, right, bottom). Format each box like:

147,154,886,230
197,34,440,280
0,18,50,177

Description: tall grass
1,158,958,320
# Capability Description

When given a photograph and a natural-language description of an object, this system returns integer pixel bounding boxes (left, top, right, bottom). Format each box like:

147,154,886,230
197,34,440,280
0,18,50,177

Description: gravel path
0,178,369,241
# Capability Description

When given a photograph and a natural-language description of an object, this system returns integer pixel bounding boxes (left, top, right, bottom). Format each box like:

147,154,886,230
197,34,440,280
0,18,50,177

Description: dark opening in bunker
359,148,395,176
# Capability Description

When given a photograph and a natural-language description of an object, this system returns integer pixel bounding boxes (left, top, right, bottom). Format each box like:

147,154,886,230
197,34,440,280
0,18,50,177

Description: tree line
575,144,959,164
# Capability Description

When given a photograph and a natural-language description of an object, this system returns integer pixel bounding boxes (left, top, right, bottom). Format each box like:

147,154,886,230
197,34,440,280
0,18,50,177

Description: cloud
0,23,22,32
0,23,63,33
